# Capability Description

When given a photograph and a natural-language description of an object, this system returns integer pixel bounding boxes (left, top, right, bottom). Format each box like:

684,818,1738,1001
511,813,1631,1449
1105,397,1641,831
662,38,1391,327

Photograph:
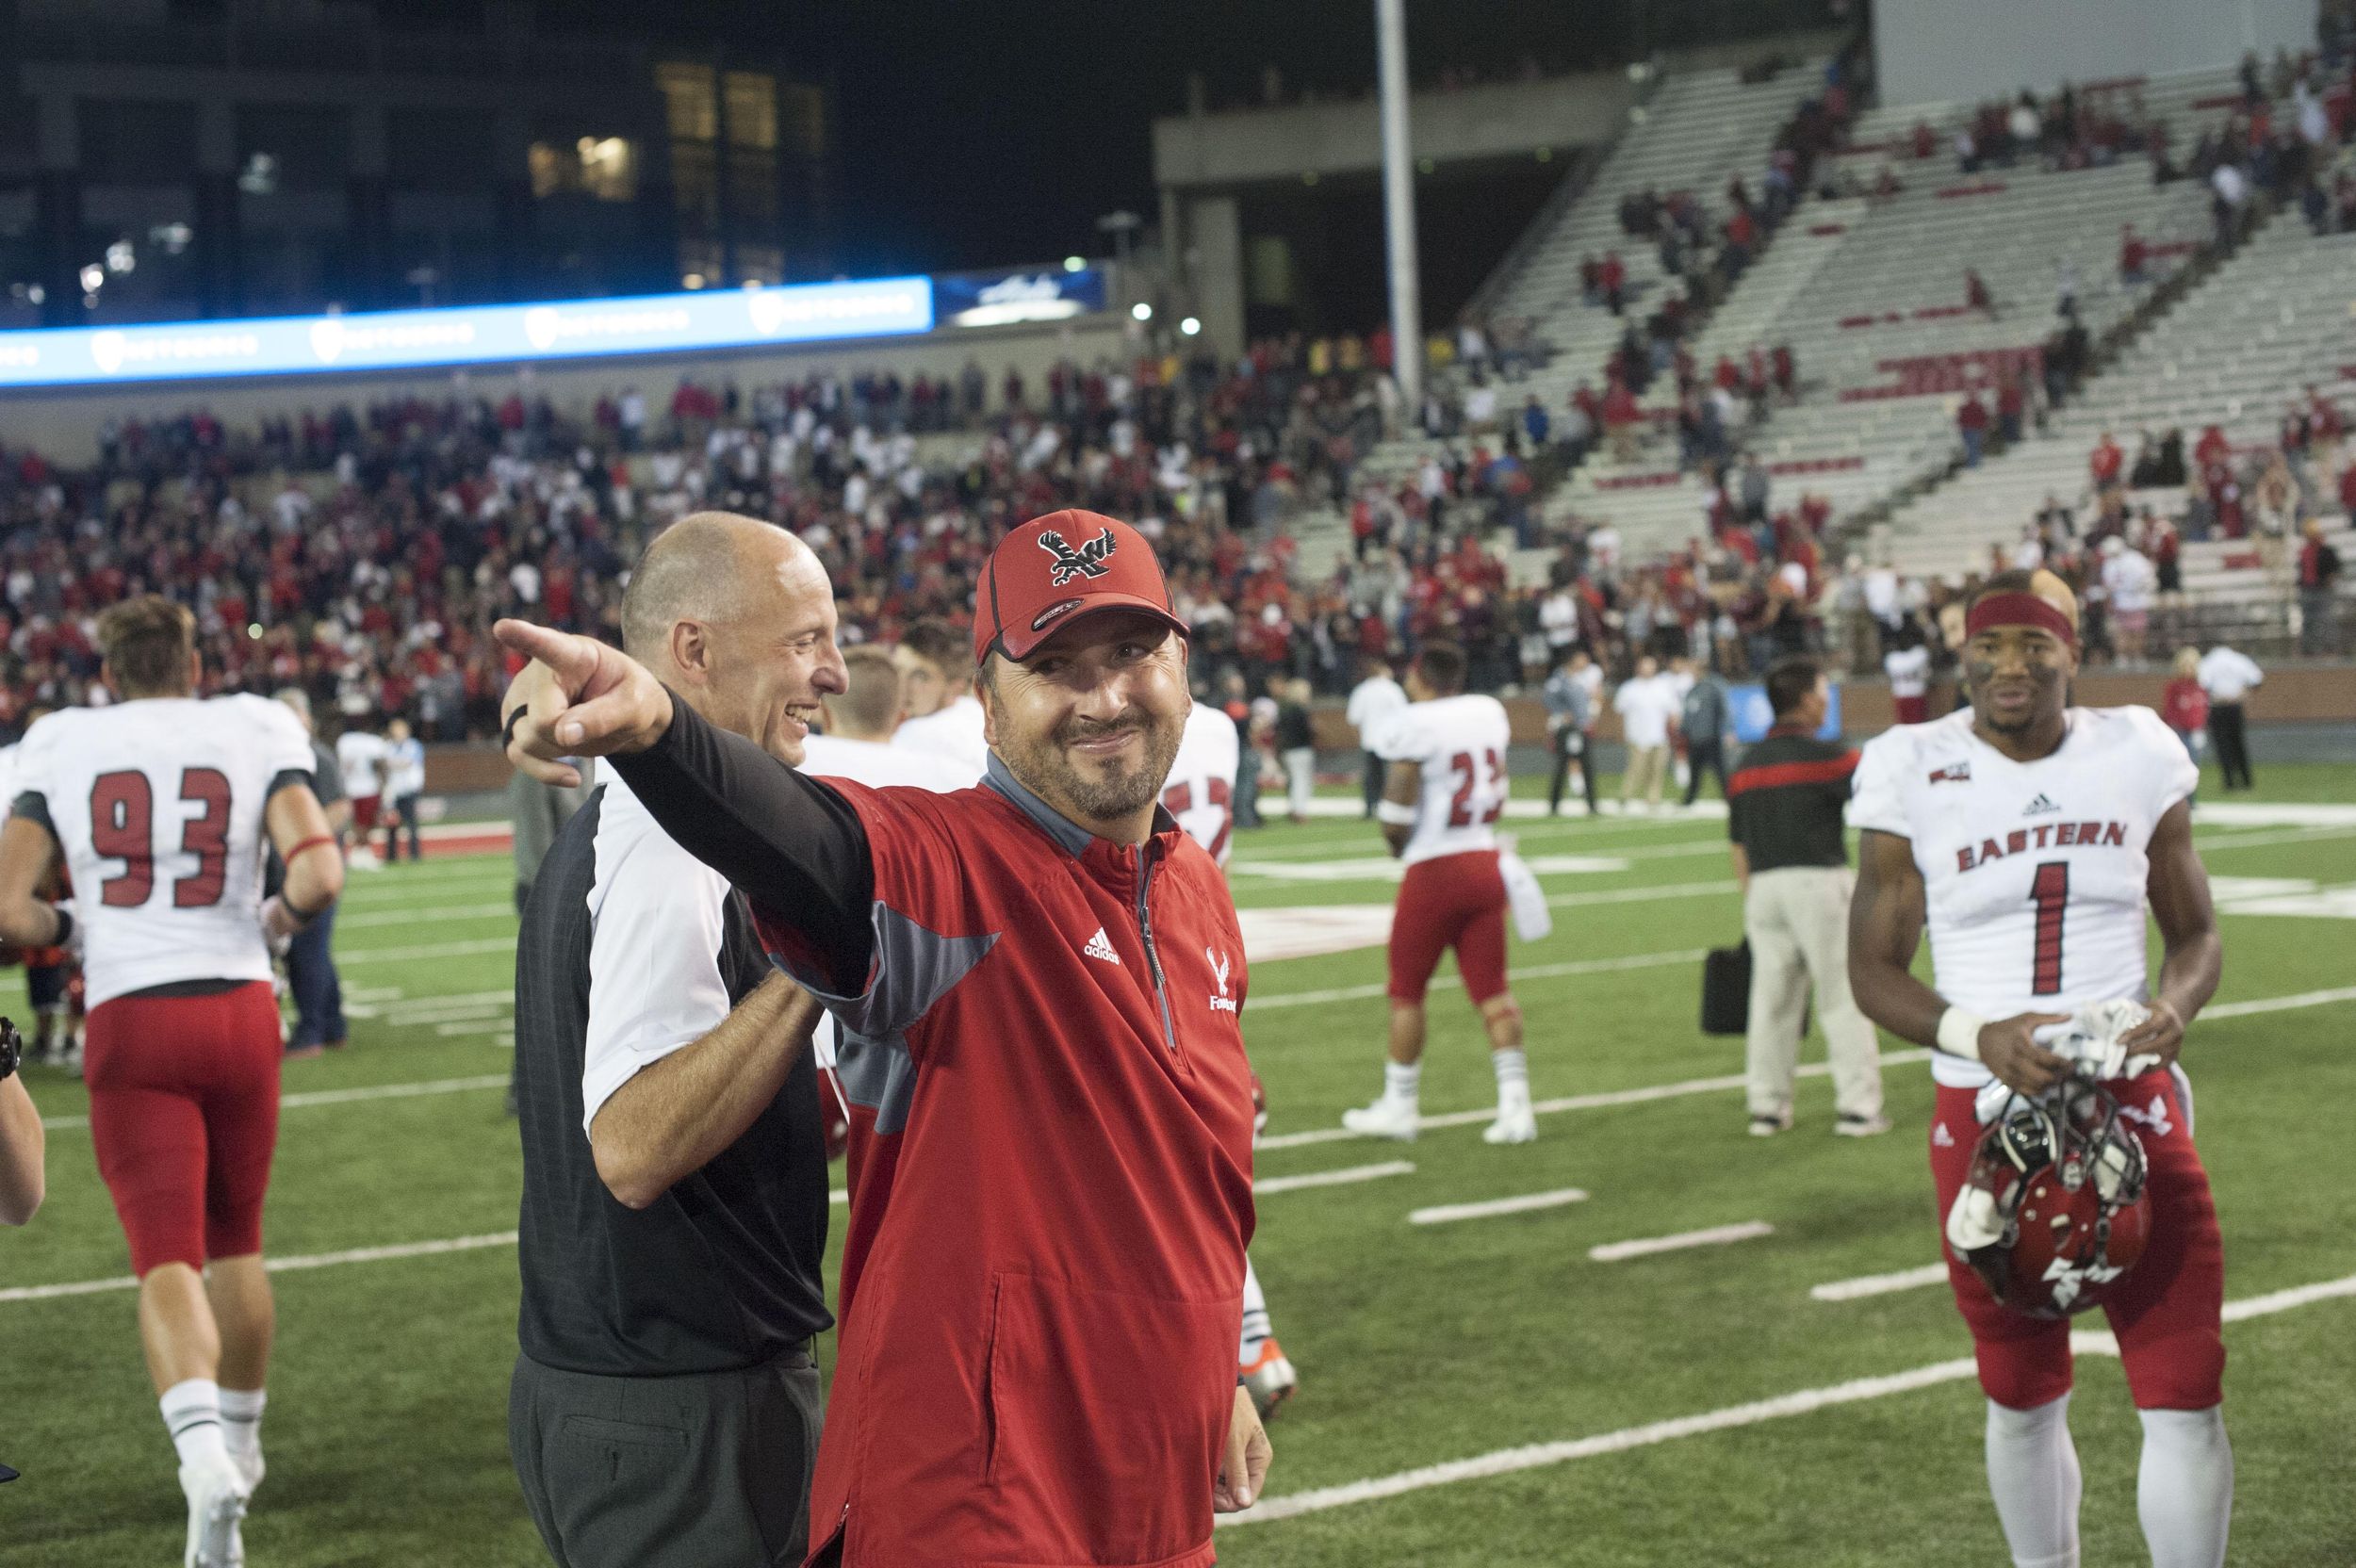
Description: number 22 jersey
1848,705,2198,1089
1377,693,1512,866
11,695,316,1007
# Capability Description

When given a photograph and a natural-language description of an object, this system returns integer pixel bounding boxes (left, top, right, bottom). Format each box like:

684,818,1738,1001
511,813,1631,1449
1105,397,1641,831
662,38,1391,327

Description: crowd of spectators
0,335,1430,741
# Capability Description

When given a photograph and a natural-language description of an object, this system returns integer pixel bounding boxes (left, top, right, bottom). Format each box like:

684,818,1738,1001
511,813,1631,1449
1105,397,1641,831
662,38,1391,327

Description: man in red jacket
501,512,1271,1568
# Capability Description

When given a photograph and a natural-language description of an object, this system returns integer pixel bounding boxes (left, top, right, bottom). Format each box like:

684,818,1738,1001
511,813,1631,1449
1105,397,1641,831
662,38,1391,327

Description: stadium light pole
1376,0,1425,412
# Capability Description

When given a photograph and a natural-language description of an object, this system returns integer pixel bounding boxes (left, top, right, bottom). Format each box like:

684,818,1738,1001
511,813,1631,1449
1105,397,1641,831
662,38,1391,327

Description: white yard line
1589,1221,1774,1262
1546,880,1736,909
0,1232,519,1302
2204,986,2356,1019
335,904,516,930
1258,1049,1932,1152
1250,947,1710,1016
1410,1189,1589,1226
336,937,517,964
42,1073,513,1132
1809,1263,1950,1302
1218,1271,2356,1527
1256,1160,1415,1196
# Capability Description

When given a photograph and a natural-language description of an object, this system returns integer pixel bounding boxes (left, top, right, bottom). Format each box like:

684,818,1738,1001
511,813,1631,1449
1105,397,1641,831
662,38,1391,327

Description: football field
3,762,2353,1565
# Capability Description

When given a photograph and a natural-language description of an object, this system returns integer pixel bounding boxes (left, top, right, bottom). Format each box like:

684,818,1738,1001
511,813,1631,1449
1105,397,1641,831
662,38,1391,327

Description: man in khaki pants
1725,656,1887,1137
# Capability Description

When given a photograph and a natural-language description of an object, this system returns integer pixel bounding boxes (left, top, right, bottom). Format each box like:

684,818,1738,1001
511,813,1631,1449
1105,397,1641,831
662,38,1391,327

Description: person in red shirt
2161,646,2210,763
1957,392,1991,466
2090,432,2125,490
499,512,1270,1568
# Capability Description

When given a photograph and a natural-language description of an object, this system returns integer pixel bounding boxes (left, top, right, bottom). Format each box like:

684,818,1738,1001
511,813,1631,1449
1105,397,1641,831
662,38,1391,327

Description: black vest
514,787,832,1375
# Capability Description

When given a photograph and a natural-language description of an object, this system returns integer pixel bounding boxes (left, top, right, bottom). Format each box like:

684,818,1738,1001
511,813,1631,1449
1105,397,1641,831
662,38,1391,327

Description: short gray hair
619,511,777,661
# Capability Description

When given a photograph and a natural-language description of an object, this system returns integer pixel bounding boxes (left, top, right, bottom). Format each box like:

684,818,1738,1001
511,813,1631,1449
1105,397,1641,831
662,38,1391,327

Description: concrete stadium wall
1873,0,2311,109
0,314,1137,466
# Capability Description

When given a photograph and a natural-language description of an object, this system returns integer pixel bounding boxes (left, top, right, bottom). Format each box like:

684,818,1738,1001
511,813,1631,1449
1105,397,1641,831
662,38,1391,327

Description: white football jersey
336,729,389,799
892,694,990,777
12,695,316,1007
800,733,980,792
1378,693,1512,867
1849,705,2198,1089
1162,702,1241,868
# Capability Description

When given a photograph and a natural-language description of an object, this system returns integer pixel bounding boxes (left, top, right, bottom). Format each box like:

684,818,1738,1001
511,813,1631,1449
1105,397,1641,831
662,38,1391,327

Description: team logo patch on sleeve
1039,527,1116,585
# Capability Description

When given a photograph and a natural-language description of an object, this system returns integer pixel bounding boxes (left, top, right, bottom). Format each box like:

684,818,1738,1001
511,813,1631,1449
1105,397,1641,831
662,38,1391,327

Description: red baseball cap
973,509,1188,663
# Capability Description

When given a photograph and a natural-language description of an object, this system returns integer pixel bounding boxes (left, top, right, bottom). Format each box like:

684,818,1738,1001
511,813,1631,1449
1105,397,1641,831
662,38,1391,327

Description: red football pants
1929,1070,2225,1411
1388,849,1509,1004
85,981,284,1276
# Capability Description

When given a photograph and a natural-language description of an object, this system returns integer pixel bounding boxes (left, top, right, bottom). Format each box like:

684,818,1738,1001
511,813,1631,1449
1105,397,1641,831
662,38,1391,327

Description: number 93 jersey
11,694,317,1008
1377,693,1513,866
1849,705,2198,1088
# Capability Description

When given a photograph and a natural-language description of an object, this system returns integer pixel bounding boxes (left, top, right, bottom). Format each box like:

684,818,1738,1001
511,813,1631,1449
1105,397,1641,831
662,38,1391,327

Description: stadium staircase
1286,59,1828,576
1533,65,2269,576
1866,210,2356,654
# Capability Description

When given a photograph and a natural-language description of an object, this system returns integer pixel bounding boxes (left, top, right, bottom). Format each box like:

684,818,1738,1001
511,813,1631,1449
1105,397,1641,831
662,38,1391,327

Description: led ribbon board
0,276,935,389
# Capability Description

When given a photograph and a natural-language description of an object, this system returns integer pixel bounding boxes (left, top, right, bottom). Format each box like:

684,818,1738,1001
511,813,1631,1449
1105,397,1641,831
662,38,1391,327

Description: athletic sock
1986,1393,2081,1568
1383,1060,1421,1105
2136,1406,2232,1568
1491,1048,1530,1104
1237,1256,1272,1363
219,1387,266,1471
161,1379,231,1474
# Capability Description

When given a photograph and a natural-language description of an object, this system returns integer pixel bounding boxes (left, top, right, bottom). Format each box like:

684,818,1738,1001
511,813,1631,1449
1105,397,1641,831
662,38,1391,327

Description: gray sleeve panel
835,1032,920,1135
777,900,998,1048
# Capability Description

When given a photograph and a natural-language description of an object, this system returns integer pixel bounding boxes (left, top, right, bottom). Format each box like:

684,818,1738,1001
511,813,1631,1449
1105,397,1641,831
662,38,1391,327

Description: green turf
2,767,2352,1565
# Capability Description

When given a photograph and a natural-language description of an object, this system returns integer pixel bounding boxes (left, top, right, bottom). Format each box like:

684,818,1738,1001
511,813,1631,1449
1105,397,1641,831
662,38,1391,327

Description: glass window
529,137,635,202
656,63,718,144
723,72,777,151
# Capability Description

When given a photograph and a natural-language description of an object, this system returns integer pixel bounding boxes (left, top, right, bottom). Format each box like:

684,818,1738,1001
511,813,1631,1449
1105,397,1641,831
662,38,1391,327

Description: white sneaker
181,1453,250,1568
1834,1112,1893,1138
1340,1094,1420,1141
1483,1093,1538,1145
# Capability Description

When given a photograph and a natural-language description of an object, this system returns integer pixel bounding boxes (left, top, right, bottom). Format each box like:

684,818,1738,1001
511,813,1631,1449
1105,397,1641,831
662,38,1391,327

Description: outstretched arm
498,622,875,994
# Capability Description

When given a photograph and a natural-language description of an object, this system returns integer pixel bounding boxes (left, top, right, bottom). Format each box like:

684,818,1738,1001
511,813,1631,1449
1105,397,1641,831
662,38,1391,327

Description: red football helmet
1953,1079,2152,1318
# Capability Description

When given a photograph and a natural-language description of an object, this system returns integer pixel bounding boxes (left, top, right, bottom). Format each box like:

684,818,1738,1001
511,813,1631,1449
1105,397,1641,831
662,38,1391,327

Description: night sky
543,0,1631,278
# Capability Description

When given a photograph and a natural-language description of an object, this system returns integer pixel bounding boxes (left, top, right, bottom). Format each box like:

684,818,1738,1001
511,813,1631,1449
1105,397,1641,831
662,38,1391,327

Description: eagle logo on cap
1039,526,1117,585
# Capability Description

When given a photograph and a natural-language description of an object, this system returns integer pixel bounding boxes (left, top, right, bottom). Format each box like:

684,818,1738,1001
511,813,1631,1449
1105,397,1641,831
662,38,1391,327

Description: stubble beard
1014,710,1185,825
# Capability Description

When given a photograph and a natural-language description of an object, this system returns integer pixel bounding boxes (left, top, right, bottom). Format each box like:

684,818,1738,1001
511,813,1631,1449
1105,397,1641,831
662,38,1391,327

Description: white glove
1946,1184,2007,1254
2032,999,2158,1083
258,894,299,958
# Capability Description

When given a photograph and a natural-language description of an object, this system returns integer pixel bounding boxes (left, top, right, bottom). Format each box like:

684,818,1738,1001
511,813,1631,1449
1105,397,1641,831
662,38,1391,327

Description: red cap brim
991,594,1190,662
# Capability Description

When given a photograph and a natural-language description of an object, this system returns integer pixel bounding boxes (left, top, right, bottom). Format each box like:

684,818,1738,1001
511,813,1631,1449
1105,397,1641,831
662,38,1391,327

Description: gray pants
510,1348,821,1568
1742,866,1883,1121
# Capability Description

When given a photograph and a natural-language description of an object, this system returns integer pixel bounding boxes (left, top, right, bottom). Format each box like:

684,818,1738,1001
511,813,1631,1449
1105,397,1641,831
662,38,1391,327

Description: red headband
1965,592,2077,646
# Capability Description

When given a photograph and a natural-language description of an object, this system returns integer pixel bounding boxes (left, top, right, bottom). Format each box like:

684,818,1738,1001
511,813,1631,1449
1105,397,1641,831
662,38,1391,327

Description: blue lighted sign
0,276,935,389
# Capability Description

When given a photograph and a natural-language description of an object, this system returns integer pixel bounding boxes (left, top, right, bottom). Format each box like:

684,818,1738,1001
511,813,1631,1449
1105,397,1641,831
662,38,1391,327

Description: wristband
1936,1006,1987,1061
1375,799,1418,826
50,906,74,950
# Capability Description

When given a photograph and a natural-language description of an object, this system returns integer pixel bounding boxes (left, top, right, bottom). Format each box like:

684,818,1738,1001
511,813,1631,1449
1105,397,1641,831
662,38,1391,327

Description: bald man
509,512,845,1568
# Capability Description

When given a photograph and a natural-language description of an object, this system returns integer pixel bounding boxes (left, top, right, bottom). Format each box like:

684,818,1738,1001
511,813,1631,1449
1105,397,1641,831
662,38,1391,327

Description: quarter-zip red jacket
613,701,1257,1568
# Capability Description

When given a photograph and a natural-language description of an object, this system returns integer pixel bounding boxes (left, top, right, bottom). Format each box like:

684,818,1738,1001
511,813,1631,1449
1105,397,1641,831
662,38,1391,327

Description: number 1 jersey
1848,705,2198,1089
1378,693,1512,867
11,694,315,1007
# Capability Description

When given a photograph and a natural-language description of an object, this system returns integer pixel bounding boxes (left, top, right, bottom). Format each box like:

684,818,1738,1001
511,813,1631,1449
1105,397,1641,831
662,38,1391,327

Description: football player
1162,694,1297,1416
1848,569,2230,1568
0,597,345,1568
0,707,82,1070
1343,641,1532,1145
